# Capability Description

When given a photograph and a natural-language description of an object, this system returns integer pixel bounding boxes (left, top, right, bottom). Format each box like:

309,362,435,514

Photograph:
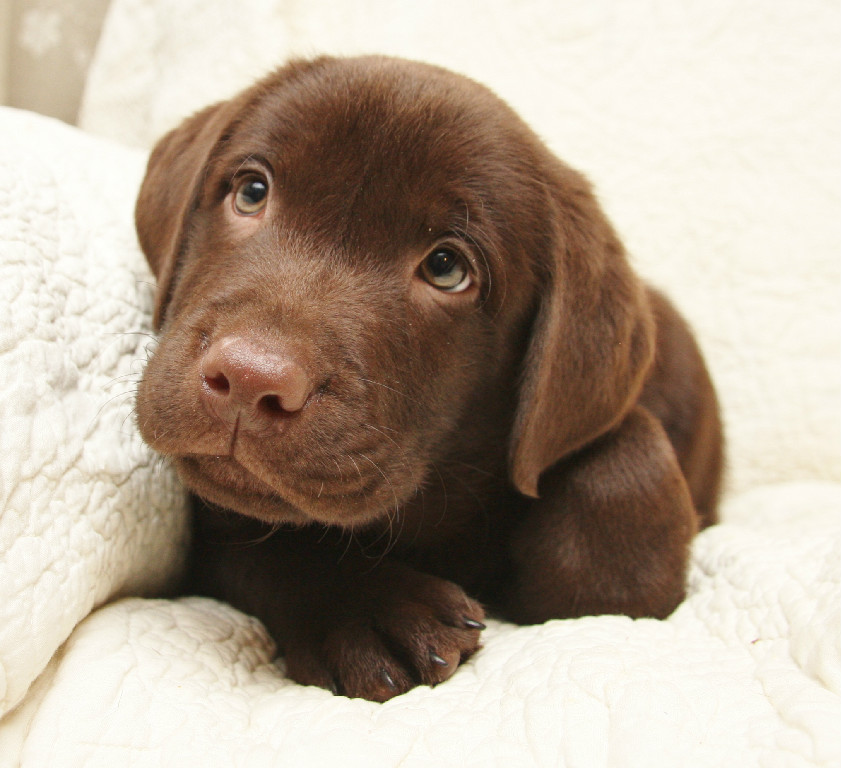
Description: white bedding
0,108,189,729
3,484,840,767
1,0,840,765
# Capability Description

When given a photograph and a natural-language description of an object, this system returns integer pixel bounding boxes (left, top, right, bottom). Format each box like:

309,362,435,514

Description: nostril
258,393,287,416
204,371,231,396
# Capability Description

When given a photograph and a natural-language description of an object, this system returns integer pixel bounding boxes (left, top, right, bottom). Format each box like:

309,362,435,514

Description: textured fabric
0,107,189,720
2,485,839,767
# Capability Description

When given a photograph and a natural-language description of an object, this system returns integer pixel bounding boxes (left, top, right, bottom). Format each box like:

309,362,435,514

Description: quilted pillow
0,107,189,717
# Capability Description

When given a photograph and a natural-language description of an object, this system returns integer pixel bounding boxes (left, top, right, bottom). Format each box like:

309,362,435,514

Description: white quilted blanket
0,107,189,731
1,0,840,765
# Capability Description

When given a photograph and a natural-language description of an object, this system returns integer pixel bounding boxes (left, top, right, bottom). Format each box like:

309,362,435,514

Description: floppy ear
135,101,235,329
509,168,656,498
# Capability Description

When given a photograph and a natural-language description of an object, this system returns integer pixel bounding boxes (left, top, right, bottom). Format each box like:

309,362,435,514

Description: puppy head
135,56,653,526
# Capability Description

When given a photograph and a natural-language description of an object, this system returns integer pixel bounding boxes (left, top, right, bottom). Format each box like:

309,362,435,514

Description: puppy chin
173,456,396,529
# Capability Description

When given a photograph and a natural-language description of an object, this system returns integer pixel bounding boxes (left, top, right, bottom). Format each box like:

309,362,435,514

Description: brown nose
200,336,313,428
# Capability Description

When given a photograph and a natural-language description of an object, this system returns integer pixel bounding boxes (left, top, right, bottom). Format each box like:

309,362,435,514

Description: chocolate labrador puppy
135,55,723,701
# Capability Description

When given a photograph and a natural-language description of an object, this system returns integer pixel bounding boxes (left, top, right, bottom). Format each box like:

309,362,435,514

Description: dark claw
429,651,449,667
463,617,486,631
381,668,398,690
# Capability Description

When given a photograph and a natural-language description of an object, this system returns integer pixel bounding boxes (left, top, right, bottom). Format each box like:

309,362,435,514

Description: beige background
0,0,110,123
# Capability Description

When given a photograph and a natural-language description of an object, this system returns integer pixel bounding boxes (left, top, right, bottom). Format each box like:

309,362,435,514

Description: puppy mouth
174,452,406,527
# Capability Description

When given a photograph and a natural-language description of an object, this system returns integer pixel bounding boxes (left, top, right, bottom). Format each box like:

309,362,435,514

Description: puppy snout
200,336,313,427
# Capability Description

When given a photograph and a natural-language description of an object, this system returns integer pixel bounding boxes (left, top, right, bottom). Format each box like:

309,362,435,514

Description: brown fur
135,55,723,701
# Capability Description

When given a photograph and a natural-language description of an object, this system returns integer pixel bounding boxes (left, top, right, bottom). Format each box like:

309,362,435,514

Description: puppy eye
420,248,473,293
233,176,269,216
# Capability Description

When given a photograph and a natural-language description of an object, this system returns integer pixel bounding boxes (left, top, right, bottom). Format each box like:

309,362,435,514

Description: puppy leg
189,503,485,702
501,406,697,623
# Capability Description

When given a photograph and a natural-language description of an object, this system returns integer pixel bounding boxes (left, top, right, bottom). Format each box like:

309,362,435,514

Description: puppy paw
282,566,485,701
